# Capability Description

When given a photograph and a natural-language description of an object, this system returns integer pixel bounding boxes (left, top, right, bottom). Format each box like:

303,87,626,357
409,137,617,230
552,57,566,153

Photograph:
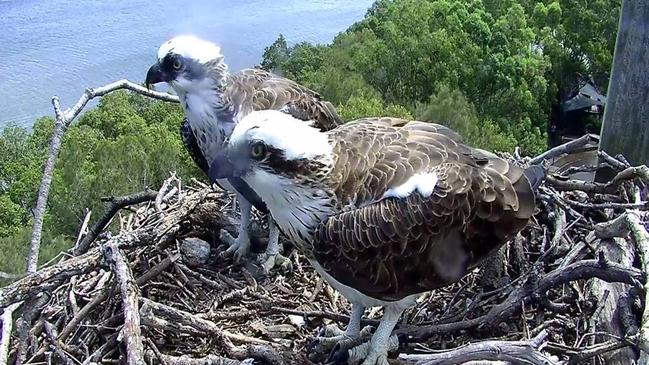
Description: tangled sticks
1,141,649,365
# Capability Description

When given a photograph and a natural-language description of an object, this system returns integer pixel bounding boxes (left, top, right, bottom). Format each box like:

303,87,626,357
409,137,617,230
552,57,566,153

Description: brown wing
225,68,342,131
314,121,537,301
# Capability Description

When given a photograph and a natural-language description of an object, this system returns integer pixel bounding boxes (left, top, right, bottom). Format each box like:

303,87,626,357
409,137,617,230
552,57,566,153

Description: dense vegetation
0,0,620,276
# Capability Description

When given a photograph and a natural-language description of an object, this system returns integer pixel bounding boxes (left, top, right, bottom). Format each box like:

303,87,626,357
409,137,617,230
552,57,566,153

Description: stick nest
1,150,649,365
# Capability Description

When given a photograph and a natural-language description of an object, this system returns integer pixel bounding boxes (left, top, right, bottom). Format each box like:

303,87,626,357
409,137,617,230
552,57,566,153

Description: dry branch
0,302,21,365
398,330,556,365
74,189,158,255
530,134,597,165
104,241,145,365
28,79,179,273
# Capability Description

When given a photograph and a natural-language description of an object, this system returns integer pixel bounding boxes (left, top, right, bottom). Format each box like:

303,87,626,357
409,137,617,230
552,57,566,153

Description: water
0,0,373,129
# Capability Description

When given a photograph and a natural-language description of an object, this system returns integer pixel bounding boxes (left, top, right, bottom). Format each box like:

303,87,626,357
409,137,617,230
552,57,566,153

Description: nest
1,142,649,365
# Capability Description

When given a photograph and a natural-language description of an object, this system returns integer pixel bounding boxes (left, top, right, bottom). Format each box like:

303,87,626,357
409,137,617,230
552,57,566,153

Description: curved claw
259,252,293,274
219,229,251,262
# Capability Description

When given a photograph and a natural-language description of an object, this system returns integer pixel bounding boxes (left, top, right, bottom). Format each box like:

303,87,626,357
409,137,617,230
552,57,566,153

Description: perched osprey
209,110,544,365
145,35,341,271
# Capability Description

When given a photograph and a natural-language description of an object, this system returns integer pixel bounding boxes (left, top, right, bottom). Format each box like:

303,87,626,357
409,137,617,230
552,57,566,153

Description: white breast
246,170,332,245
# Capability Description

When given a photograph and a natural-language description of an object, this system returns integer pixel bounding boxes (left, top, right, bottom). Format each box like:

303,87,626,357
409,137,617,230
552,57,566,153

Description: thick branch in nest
398,330,556,365
530,134,597,165
547,165,649,194
0,302,21,365
104,241,145,365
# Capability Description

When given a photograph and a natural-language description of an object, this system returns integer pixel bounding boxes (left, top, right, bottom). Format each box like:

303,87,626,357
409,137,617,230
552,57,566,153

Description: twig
156,172,180,212
145,350,245,365
104,241,145,365
73,209,92,252
0,302,22,365
530,134,597,165
398,330,556,365
28,79,179,272
43,322,74,365
74,189,158,255
547,165,649,194
0,272,23,280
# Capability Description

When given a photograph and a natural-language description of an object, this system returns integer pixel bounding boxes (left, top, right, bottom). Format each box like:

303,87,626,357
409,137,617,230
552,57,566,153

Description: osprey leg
219,193,252,261
259,216,292,273
350,305,401,365
312,303,368,353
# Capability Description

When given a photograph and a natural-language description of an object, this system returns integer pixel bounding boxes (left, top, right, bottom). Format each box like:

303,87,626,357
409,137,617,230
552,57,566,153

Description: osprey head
145,35,226,92
208,110,333,184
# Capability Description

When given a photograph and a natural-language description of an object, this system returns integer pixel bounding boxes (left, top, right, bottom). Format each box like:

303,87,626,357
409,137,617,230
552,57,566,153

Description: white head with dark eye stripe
208,110,336,245
209,110,334,186
145,35,227,95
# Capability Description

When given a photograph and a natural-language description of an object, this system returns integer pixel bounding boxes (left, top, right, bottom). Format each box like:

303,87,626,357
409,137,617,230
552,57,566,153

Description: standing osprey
145,35,341,271
209,110,544,365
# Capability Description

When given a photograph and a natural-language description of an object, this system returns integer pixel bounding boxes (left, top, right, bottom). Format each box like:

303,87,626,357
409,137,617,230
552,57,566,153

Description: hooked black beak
208,151,239,181
145,62,168,89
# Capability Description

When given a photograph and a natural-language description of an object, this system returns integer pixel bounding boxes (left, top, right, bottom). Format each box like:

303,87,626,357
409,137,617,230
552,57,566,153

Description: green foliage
262,0,619,154
416,85,518,152
0,227,71,286
337,92,412,121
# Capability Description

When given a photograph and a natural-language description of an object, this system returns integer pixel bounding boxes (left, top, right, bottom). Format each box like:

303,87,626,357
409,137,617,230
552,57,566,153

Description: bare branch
396,258,645,343
74,189,158,255
398,330,557,365
547,165,649,194
28,79,179,273
530,134,597,165
103,241,145,365
0,302,22,365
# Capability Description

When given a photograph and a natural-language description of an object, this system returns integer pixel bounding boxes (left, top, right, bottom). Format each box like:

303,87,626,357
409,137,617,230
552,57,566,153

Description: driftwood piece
0,302,21,365
399,330,556,365
104,241,145,365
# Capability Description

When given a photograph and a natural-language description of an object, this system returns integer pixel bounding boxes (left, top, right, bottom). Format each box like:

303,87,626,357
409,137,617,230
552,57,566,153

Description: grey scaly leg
219,193,252,261
314,303,369,352
353,305,401,365
259,216,292,273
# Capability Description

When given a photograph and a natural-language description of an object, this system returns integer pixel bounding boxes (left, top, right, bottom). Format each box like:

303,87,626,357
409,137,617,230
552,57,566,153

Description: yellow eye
251,142,266,160
172,58,182,70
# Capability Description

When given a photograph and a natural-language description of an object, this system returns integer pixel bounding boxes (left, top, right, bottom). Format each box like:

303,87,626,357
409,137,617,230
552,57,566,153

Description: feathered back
312,118,539,301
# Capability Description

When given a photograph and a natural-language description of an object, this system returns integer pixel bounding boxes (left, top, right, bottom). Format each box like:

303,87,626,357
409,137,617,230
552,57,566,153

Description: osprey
209,110,544,365
145,35,341,271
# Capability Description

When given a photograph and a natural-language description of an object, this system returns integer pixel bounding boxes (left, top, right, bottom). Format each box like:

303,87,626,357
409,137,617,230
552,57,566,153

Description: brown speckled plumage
291,118,539,302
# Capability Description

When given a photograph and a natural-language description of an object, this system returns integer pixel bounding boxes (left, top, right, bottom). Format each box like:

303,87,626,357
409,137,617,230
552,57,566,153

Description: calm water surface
0,0,373,128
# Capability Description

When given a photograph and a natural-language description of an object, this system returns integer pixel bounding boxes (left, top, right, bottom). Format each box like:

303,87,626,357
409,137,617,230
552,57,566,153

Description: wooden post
598,0,649,171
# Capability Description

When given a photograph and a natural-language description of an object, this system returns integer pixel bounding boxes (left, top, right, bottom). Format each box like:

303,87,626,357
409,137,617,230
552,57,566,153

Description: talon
259,252,292,274
219,229,251,262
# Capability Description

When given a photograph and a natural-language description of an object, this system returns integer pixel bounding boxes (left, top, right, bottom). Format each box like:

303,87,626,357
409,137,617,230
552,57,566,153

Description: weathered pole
598,0,649,171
